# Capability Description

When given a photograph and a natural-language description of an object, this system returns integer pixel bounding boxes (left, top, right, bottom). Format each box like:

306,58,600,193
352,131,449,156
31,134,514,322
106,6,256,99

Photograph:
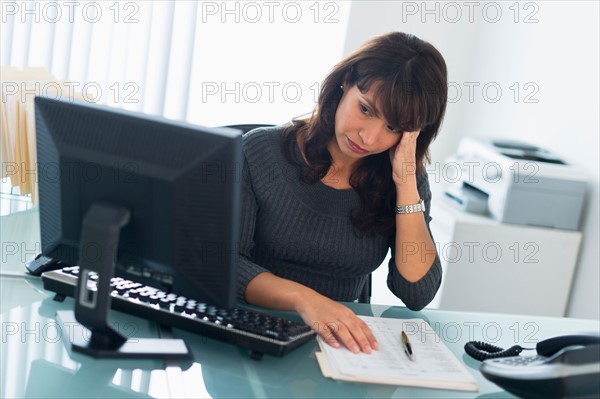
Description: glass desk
1,273,599,398
2,208,599,398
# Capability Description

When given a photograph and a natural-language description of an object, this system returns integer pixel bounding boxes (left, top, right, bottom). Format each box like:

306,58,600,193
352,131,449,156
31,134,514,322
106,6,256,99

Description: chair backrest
358,274,371,304
222,124,274,134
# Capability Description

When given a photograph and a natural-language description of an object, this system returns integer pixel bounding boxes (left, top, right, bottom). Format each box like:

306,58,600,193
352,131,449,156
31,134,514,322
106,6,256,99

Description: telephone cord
464,341,535,361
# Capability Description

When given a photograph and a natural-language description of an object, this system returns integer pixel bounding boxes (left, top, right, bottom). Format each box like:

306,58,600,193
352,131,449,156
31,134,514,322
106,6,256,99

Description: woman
238,32,447,354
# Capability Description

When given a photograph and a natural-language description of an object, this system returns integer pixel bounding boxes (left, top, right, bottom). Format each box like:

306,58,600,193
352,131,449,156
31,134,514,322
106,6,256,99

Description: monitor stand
57,202,191,359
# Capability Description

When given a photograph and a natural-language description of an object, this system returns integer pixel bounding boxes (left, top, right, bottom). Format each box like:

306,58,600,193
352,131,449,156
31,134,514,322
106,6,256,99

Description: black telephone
473,333,600,398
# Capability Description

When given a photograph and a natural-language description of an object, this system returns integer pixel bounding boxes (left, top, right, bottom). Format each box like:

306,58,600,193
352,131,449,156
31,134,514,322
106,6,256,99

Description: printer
443,137,587,230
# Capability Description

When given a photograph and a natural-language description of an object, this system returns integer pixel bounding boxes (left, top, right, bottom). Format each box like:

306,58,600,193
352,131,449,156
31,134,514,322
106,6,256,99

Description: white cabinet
428,194,581,317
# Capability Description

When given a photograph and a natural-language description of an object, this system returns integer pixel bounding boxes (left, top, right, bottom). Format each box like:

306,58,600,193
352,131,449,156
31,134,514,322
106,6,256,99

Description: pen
401,330,415,361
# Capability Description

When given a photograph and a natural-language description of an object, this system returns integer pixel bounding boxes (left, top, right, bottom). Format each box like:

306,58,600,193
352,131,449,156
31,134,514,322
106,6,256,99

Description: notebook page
318,316,477,389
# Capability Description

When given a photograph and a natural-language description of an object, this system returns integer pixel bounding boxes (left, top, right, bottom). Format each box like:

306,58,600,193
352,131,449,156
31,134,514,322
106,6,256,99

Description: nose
358,122,387,146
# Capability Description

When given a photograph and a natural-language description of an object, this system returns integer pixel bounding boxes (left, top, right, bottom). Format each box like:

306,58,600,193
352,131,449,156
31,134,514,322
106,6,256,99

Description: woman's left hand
389,130,420,187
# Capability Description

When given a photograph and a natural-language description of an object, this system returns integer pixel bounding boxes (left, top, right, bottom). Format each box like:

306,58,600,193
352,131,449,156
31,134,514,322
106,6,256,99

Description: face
331,83,403,164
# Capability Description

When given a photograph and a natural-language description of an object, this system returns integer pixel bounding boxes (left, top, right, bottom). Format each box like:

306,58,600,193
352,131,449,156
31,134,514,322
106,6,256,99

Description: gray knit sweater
237,126,442,310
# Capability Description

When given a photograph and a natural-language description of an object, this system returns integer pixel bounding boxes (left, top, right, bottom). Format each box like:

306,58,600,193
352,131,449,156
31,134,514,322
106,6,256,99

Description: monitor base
56,310,192,360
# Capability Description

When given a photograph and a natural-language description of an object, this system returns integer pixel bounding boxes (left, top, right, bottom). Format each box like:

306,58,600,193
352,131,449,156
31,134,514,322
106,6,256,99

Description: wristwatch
394,199,425,215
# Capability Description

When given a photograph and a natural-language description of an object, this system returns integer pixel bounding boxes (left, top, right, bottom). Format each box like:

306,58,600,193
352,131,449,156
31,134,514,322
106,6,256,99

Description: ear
340,72,352,90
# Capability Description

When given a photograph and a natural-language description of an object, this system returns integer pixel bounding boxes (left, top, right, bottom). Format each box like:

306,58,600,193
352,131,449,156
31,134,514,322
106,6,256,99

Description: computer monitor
34,96,242,356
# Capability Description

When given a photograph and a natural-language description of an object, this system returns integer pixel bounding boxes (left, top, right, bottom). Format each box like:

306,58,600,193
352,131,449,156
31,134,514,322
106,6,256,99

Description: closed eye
359,103,371,115
387,125,402,134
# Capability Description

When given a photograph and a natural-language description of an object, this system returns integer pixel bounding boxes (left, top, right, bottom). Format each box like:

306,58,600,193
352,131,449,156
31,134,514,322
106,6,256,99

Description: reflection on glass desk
1,275,599,399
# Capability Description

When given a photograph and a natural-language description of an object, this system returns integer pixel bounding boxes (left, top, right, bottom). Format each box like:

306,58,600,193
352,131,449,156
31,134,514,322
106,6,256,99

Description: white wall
344,1,599,319
0,1,352,126
185,2,352,127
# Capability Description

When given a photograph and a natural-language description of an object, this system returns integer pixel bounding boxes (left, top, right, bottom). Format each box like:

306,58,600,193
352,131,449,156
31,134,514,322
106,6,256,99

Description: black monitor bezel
34,96,242,309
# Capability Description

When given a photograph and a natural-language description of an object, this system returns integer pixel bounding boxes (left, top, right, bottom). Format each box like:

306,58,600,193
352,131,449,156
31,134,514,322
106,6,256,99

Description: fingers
360,319,379,351
299,294,378,354
403,130,420,138
336,322,366,354
397,132,419,151
390,130,419,184
346,320,378,354
315,317,378,354
316,321,341,349
391,131,419,157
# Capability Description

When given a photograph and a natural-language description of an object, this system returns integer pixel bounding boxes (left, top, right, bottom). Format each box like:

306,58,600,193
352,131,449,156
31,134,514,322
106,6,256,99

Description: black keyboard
41,266,315,358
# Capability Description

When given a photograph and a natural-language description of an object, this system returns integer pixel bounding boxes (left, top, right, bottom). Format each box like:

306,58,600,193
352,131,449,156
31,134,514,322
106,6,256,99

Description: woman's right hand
295,292,378,354
244,272,378,354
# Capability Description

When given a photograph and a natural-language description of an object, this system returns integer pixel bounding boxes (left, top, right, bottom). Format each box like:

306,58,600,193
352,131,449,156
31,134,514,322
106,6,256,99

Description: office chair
222,123,372,305
358,275,371,304
222,124,274,134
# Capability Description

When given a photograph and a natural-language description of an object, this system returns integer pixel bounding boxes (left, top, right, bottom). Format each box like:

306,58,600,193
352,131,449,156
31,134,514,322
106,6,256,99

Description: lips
347,137,369,154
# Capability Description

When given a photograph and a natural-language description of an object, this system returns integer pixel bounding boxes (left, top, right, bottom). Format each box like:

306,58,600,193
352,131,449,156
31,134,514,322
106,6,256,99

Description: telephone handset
471,333,600,398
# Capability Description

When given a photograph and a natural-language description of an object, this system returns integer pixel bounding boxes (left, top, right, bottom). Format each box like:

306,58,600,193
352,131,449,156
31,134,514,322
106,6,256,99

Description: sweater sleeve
237,147,271,301
386,171,443,311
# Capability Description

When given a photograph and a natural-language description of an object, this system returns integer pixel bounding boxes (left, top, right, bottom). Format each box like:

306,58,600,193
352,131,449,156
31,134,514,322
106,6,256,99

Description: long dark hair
282,32,448,237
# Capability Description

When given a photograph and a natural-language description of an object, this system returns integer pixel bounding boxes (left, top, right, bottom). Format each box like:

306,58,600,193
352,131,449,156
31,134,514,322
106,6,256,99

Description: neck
321,140,358,190
326,139,358,173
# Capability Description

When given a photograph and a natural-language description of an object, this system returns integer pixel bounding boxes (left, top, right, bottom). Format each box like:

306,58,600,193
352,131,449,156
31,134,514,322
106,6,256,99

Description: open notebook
316,316,478,392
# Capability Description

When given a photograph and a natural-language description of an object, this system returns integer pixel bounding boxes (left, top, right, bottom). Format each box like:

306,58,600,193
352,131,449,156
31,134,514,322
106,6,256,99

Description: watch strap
394,199,425,214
